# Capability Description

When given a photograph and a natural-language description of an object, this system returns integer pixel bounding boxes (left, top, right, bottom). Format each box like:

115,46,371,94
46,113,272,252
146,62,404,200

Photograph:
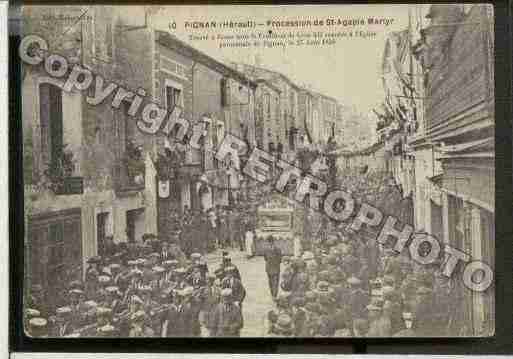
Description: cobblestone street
207,250,273,337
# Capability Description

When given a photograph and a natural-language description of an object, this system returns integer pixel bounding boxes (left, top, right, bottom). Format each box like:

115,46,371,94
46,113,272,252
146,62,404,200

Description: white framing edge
1,2,8,357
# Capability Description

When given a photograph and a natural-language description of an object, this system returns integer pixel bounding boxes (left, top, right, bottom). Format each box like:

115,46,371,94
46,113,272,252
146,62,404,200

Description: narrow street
206,250,273,337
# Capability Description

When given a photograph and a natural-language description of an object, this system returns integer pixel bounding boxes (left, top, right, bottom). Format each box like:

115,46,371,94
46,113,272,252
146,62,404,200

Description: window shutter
220,78,227,107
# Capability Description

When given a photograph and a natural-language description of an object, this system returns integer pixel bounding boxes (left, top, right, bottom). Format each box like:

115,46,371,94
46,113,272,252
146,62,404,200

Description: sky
144,5,414,118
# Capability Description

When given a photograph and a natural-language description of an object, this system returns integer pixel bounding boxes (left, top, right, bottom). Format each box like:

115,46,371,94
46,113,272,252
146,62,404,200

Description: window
120,100,136,154
105,23,113,58
39,83,63,169
265,93,271,117
166,85,182,110
126,208,145,243
161,56,188,80
220,78,228,107
94,13,114,60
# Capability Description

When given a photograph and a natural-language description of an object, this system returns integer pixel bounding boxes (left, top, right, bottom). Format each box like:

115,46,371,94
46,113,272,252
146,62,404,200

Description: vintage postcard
18,4,494,338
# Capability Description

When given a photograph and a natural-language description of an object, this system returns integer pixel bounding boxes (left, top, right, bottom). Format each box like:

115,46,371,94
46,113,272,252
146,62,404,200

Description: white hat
29,317,47,327
84,300,98,309
152,266,165,274
402,312,413,320
26,309,41,318
182,286,194,296
105,286,119,294
56,306,72,316
131,295,143,305
371,289,383,297
98,275,111,284
131,310,146,321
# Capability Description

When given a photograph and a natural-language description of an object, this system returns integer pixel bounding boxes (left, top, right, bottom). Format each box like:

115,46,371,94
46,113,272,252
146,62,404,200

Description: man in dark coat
210,288,243,337
222,267,246,307
263,236,282,300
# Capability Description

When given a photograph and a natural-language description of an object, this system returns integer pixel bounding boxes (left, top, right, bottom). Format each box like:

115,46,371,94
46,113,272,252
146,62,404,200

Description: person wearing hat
167,287,190,336
218,255,242,281
290,296,307,337
97,323,117,337
26,284,47,317
27,317,48,338
136,285,157,316
221,266,246,311
159,241,172,263
228,207,243,252
269,313,294,337
244,223,256,259
199,273,221,337
352,318,369,337
413,286,436,336
213,267,225,285
393,312,416,337
291,270,310,297
366,302,391,337
103,286,123,316
151,266,166,291
85,256,101,298
186,265,205,290
68,288,87,326
95,306,113,329
172,267,187,290
263,235,282,300
109,263,122,286
159,290,179,337
53,306,74,337
129,310,154,337
24,308,41,335
210,288,243,337
348,277,369,321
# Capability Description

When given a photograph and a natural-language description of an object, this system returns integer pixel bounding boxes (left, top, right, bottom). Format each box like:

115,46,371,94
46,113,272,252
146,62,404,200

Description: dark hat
416,286,432,295
214,268,225,277
69,280,83,290
274,314,293,334
291,296,306,307
87,256,101,264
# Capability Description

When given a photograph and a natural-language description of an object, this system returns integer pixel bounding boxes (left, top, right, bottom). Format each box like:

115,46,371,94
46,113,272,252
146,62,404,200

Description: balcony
113,153,146,197
44,145,83,196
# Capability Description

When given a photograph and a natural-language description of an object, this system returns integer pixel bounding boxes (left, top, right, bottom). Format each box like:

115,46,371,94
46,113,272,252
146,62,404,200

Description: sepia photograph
16,4,495,339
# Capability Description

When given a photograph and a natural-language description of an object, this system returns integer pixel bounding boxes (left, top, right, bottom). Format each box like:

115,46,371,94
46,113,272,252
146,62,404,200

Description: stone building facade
22,6,159,309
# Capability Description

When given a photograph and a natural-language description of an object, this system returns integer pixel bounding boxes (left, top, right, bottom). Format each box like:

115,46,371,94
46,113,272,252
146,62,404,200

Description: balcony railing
113,156,146,196
44,145,83,195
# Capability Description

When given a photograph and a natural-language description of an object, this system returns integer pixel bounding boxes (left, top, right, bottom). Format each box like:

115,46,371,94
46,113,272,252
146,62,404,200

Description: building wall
23,7,159,288
409,4,494,336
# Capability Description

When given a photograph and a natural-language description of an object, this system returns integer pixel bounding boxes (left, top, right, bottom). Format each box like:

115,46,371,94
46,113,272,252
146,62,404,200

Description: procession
24,165,463,338
21,4,494,339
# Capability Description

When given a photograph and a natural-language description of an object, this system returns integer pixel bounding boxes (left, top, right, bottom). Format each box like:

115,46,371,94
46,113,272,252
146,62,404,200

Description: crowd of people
24,167,464,338
262,170,461,337
165,204,257,257
25,242,251,338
